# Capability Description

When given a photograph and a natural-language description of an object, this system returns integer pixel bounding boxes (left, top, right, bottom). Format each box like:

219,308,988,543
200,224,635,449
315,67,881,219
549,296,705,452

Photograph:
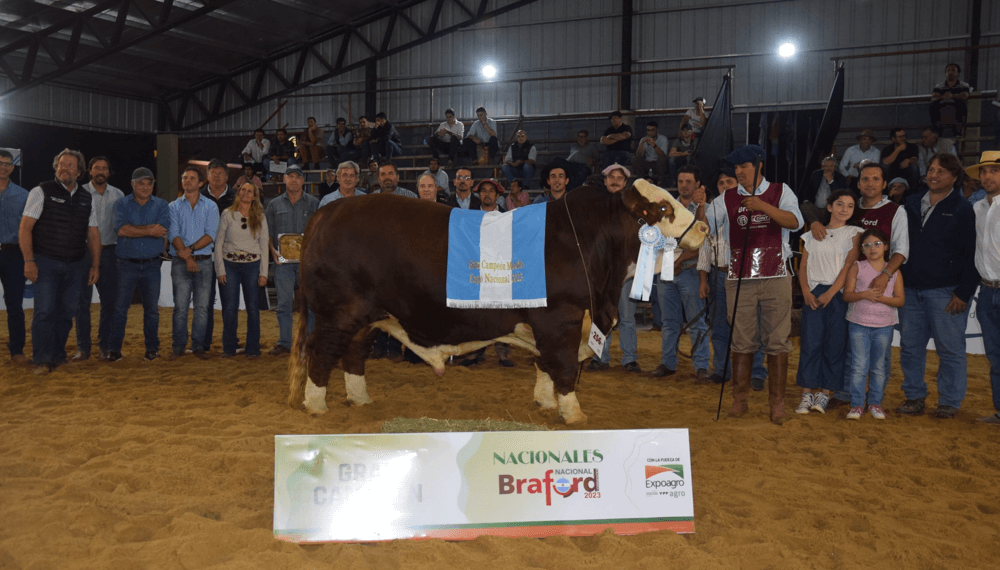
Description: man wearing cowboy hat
839,129,882,187
970,151,1000,425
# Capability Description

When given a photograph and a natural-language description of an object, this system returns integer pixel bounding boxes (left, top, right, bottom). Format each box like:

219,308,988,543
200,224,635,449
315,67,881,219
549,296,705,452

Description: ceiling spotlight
778,43,796,58
481,64,497,79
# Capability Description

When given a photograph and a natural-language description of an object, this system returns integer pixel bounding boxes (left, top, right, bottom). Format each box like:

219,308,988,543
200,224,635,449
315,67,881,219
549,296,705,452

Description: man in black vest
19,149,101,375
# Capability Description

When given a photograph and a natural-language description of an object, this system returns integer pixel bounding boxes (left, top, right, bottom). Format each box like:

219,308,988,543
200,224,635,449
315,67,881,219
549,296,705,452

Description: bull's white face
632,179,709,250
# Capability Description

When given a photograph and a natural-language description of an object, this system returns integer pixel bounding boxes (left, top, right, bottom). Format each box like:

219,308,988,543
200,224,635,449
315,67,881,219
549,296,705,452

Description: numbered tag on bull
587,323,607,357
630,224,667,301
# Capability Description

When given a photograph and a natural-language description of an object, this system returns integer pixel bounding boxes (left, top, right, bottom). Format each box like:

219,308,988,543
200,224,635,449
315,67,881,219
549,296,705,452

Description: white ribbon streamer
630,225,671,301
659,237,678,282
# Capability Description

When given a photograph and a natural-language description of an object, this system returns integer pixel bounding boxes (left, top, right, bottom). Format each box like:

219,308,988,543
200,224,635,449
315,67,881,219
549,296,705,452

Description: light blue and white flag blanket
446,203,547,308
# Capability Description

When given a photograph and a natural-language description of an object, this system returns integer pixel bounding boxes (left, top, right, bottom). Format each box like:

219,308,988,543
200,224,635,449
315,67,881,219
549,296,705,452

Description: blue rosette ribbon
630,225,677,301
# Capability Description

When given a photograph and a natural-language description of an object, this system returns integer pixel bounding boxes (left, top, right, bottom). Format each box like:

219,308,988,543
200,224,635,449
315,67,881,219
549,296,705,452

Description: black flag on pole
797,64,845,202
691,73,734,197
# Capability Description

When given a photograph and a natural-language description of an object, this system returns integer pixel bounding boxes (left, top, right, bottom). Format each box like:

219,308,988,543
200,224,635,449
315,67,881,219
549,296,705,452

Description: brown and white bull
287,180,708,424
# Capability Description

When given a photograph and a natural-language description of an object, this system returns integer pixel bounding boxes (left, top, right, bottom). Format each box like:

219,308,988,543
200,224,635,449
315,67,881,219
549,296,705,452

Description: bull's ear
621,184,664,225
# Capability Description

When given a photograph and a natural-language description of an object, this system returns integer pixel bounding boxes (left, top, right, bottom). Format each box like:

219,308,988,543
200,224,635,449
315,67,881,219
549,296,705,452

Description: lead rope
563,194,595,387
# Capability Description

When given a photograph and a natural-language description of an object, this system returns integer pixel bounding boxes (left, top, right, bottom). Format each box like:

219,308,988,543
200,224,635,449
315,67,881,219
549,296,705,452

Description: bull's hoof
304,401,330,415
557,392,587,425
534,398,558,410
344,373,372,406
304,377,329,415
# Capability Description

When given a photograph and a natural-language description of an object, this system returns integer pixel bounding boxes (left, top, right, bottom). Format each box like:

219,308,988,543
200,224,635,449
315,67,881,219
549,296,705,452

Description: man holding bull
717,145,803,425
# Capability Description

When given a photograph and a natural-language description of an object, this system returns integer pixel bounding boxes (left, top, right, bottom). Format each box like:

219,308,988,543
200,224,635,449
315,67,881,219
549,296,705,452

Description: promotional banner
274,429,694,543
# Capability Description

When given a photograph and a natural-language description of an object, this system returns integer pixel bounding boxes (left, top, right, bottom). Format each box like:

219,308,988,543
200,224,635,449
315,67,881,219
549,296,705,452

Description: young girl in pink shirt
842,228,906,420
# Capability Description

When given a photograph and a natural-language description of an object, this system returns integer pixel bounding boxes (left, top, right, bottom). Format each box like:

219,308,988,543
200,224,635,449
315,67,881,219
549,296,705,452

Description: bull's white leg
344,372,372,406
558,392,588,425
533,365,557,409
303,376,329,414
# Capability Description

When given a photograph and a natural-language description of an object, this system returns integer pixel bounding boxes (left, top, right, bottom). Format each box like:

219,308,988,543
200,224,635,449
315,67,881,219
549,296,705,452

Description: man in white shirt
630,121,669,186
429,108,464,166
838,129,881,188
680,97,707,134
970,151,1000,424
73,156,124,362
241,128,271,178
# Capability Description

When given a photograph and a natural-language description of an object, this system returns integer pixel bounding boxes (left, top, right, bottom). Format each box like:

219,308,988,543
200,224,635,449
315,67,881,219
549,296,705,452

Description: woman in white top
794,189,863,414
216,183,269,358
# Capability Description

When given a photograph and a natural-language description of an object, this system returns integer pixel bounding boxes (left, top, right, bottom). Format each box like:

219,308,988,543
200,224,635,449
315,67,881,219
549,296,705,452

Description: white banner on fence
274,429,694,543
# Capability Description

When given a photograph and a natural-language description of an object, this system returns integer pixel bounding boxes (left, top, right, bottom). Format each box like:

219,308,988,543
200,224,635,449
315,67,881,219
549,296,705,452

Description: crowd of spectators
2,68,999,425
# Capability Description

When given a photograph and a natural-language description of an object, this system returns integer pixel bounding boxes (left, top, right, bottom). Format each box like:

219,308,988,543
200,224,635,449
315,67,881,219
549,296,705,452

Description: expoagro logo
644,463,685,490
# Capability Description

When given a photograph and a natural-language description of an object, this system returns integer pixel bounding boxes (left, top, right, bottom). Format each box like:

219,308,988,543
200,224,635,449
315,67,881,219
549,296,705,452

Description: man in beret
718,144,803,424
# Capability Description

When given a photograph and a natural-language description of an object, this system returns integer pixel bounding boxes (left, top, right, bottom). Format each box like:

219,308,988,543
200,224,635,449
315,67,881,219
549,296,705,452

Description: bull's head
622,179,709,250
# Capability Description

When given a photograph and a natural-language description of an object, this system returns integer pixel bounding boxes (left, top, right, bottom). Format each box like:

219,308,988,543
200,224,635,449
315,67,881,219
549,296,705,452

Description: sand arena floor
1,306,998,569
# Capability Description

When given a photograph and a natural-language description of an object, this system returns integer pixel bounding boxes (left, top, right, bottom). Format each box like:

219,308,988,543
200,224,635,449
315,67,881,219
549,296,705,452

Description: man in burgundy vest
720,145,804,424
804,162,910,406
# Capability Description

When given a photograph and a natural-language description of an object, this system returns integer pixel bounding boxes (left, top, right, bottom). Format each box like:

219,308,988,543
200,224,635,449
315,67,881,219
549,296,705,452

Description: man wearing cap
971,151,1000,425
587,164,645,373
630,121,670,187
838,129,881,188
718,144,803,424
600,111,633,169
0,149,29,365
168,166,219,359
319,161,366,206
446,168,481,210
476,179,506,213
72,156,124,362
107,167,170,362
265,164,319,355
533,164,569,204
887,176,910,203
680,97,708,135
19,149,101,375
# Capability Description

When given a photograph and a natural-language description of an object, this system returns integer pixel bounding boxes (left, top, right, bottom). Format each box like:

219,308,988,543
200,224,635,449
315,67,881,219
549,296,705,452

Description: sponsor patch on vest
49,197,66,203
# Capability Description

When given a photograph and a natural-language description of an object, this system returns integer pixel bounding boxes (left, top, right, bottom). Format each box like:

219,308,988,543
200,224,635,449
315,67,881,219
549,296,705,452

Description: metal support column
365,61,378,119
620,0,633,111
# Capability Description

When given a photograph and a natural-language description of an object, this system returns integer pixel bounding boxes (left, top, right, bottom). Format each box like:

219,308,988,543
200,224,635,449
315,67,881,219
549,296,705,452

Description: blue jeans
795,285,849,391
275,262,301,348
222,260,262,356
847,322,894,407
76,247,118,353
602,151,632,170
204,265,225,350
171,257,214,353
899,286,969,408
111,257,161,352
599,278,638,365
656,267,710,371
372,139,402,161
0,247,26,356
501,163,536,189
31,254,86,366
977,286,1000,412
708,268,767,380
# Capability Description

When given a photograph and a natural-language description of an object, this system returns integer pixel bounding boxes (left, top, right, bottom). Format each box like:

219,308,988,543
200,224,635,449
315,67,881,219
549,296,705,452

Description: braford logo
498,468,600,505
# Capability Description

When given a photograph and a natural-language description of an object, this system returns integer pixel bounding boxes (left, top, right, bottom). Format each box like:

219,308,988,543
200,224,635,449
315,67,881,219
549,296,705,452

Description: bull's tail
286,291,311,408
